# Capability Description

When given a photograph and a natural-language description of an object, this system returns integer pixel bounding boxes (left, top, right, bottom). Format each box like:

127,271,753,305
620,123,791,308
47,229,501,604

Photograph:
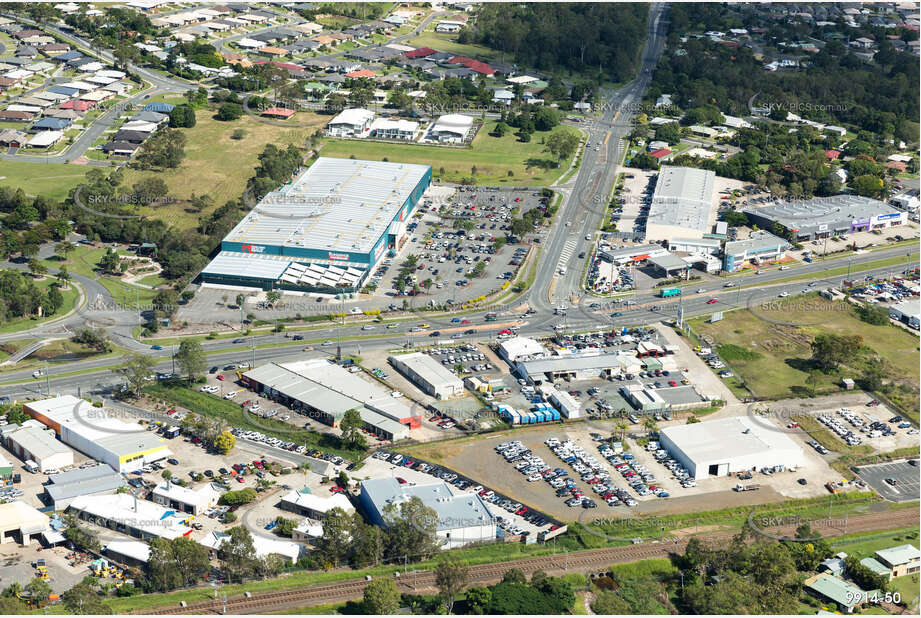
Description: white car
224,392,236,400
321,340,333,346
362,325,375,330
778,291,789,297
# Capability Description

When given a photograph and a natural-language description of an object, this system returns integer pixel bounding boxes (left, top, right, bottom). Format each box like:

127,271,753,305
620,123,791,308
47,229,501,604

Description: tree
214,430,236,454
55,241,76,261
856,303,890,325
339,407,367,451
99,248,121,274
114,352,156,397
810,333,863,371
216,102,244,121
25,577,51,605
382,497,441,562
132,177,169,203
465,585,492,614
72,328,111,353
502,568,527,584
805,369,821,396
544,128,580,165
218,526,260,582
175,339,206,383
362,578,400,614
134,128,186,170
265,290,281,307
435,556,468,613
169,104,196,128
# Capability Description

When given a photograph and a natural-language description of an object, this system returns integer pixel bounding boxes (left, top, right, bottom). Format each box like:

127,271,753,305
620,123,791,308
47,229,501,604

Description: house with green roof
859,556,891,579
874,544,920,578
803,573,878,613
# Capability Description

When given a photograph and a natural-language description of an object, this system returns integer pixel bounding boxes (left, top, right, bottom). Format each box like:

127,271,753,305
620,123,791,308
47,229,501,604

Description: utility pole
736,279,743,306
44,360,50,396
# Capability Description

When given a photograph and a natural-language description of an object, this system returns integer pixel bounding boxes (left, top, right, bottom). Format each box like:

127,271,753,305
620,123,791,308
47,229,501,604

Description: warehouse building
242,359,416,440
279,489,354,518
598,243,670,265
201,530,303,563
668,237,721,256
24,396,171,473
645,166,716,242
888,299,920,330
0,501,50,546
4,423,74,473
620,382,667,413
200,157,432,292
659,416,804,478
104,540,151,567
427,113,474,143
722,230,792,272
359,477,495,549
497,336,546,363
44,465,126,510
151,481,221,516
388,352,464,399
742,195,907,241
68,493,194,541
515,351,639,384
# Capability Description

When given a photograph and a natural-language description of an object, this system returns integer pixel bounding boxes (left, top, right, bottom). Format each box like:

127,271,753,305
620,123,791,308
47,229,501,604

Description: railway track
144,508,918,615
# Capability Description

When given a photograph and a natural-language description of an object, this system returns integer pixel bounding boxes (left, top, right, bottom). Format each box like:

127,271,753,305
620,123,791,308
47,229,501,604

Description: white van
24,460,39,474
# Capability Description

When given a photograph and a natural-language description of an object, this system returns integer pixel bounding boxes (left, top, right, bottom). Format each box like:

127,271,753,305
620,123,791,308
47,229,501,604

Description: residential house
874,544,921,577
326,107,375,137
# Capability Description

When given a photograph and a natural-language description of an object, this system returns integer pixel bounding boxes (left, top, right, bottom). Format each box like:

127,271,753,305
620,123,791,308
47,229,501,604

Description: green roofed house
859,556,892,580
874,544,921,578
803,573,878,614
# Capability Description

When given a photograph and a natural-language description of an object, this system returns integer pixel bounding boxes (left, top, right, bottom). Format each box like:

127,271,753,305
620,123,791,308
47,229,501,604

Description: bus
485,313,498,321
659,287,682,298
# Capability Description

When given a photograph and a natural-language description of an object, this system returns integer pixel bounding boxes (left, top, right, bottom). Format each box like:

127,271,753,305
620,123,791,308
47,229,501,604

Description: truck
734,484,761,492
659,287,682,298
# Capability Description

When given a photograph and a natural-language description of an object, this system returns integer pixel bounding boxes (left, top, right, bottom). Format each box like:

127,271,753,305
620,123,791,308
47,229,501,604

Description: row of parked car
228,427,350,466
643,441,696,489
545,437,621,508
818,411,865,447
373,449,555,534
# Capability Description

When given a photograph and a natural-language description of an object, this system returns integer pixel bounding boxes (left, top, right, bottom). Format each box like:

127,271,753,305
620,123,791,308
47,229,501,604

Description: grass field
689,296,920,410
319,121,578,186
40,245,160,307
0,277,79,335
119,107,327,230
0,160,89,201
405,31,505,63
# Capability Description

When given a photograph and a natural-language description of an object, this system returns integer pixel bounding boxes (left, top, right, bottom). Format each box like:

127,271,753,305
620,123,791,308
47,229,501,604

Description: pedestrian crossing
557,240,577,273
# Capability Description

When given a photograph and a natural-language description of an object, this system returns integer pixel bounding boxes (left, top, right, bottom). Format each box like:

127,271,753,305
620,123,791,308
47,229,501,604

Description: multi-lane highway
0,3,917,404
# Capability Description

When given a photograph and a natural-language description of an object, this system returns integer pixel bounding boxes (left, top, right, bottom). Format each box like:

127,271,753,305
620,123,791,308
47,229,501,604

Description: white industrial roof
105,540,151,563
362,477,494,532
280,490,354,513
152,482,220,507
25,396,169,459
661,416,802,464
223,157,430,255
0,501,49,533
69,494,193,539
328,107,375,127
388,352,463,392
498,336,546,362
7,425,71,461
370,117,419,132
431,113,474,134
647,166,715,232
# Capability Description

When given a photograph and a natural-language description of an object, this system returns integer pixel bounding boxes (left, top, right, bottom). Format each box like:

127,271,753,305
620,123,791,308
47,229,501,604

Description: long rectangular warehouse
4,423,74,472
200,157,432,292
659,416,804,478
241,359,416,440
645,166,716,242
24,396,171,473
742,195,907,241
387,352,464,399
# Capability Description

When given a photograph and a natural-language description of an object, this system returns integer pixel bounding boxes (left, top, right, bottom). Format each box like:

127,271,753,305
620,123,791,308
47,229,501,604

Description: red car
515,507,528,515
216,374,225,381
668,380,677,387
241,400,251,407
396,477,407,485
460,319,471,325
329,486,344,493
235,476,245,483
706,298,718,304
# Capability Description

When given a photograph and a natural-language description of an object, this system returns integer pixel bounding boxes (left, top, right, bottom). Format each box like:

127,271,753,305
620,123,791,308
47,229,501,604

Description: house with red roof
403,47,436,59
448,56,495,76
60,99,95,112
648,148,672,159
261,107,295,119
825,149,841,160
345,69,377,78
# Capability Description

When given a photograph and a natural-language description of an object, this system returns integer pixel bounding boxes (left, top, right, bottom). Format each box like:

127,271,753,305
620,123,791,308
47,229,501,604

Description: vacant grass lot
119,108,327,230
0,160,89,202
319,121,577,186
405,31,505,63
40,245,159,306
689,297,920,412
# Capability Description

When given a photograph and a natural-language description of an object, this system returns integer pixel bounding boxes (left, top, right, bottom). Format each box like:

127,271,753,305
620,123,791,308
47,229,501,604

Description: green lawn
830,528,919,558
0,160,89,201
405,31,505,63
0,278,79,335
319,121,578,186
40,245,160,307
689,296,920,410
119,107,327,230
